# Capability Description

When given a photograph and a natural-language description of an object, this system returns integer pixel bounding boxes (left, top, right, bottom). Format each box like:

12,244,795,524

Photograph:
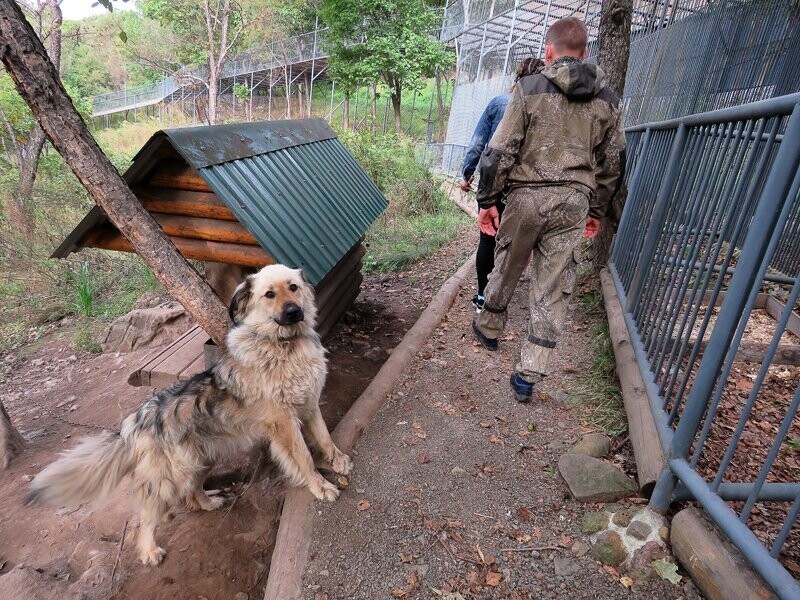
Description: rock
0,566,69,599
659,526,670,544
628,541,668,580
611,508,637,527
627,520,652,541
68,539,117,574
546,390,581,406
569,433,612,458
450,467,467,476
591,531,628,567
570,540,591,557
101,302,194,353
558,454,637,503
579,511,610,534
545,440,572,452
553,556,582,577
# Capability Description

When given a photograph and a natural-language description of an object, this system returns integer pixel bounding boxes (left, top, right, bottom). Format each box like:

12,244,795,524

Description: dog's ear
297,268,310,285
228,277,253,324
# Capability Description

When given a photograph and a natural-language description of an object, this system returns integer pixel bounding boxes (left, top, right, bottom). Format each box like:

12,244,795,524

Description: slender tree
594,0,632,269
0,0,231,344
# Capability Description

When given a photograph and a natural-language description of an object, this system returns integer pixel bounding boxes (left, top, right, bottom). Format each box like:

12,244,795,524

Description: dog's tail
25,431,132,507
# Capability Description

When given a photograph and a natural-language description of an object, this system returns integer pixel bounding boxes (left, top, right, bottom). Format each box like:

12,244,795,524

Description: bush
337,130,468,273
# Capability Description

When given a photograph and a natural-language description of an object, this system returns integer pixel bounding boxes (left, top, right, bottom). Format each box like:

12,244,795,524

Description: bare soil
0,226,474,600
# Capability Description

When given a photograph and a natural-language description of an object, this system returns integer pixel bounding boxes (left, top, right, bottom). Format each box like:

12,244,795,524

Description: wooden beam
152,214,259,246
137,188,238,221
764,296,800,338
88,229,274,268
147,160,213,192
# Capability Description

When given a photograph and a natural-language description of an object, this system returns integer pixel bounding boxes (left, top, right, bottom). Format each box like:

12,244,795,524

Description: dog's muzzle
277,302,304,325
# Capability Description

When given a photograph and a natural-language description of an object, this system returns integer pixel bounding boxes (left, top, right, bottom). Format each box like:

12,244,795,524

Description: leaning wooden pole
0,0,230,348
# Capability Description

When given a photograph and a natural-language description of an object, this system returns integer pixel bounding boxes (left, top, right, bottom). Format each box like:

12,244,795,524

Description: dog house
54,119,387,386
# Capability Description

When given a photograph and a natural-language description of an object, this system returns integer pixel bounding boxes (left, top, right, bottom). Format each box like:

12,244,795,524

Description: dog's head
228,264,317,339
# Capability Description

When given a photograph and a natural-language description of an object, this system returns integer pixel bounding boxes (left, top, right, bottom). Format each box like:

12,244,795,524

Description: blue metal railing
611,92,800,599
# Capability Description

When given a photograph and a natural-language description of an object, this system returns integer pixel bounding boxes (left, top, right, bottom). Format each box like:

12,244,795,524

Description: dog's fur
26,264,351,565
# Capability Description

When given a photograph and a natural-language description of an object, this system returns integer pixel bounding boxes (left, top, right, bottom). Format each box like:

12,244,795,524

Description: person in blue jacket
461,58,545,312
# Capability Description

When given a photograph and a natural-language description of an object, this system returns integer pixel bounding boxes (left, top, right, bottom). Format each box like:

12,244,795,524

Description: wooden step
128,325,209,387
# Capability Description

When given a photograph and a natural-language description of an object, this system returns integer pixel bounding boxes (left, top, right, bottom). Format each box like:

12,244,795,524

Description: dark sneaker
472,317,497,351
471,294,485,313
510,372,535,403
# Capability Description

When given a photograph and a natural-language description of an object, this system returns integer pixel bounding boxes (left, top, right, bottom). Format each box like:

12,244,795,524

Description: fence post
626,124,688,311
650,103,800,513
611,127,652,262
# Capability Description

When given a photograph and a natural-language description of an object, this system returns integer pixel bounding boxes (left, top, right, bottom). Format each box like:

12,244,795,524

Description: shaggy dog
26,264,351,565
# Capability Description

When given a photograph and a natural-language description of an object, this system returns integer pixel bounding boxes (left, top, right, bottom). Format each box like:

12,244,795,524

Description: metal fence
609,92,800,598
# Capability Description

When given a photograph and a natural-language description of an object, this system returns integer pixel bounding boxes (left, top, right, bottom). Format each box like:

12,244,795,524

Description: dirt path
302,277,687,599
0,228,476,600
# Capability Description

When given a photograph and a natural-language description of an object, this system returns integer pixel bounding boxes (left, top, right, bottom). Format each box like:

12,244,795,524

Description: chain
26,395,120,434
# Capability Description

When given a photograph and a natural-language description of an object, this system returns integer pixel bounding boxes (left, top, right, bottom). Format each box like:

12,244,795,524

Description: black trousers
475,200,506,296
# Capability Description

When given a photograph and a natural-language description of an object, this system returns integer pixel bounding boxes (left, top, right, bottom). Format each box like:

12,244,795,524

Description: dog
26,264,352,565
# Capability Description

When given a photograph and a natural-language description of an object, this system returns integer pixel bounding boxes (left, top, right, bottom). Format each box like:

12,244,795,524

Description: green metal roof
54,119,388,286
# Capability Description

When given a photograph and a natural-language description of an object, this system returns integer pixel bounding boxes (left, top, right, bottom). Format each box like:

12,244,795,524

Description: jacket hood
542,59,607,100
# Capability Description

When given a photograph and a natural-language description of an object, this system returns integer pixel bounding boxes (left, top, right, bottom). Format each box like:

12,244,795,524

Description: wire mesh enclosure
610,93,800,598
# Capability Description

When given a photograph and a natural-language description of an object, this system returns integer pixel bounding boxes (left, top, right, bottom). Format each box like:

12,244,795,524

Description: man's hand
583,217,600,239
478,206,500,236
460,175,474,192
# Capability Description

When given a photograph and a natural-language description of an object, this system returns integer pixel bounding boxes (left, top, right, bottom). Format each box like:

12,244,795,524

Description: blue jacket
461,93,510,180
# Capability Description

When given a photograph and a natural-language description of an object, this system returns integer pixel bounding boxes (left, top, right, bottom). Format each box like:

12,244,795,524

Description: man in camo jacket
471,16,625,403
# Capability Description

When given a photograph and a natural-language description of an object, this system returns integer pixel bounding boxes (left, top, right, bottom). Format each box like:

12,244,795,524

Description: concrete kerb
263,252,477,600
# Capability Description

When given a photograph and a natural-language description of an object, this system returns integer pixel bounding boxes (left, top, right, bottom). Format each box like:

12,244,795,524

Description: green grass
571,289,629,438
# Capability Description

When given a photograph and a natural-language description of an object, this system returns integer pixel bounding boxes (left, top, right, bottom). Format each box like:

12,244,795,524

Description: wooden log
152,214,259,245
87,229,273,269
147,160,213,192
672,508,778,600
137,188,238,221
600,268,665,495
263,253,476,600
764,295,800,338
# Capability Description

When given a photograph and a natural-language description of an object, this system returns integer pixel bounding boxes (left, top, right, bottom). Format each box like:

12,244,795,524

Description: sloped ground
303,278,689,599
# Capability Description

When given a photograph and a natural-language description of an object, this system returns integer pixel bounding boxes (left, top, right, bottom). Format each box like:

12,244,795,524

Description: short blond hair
544,17,588,53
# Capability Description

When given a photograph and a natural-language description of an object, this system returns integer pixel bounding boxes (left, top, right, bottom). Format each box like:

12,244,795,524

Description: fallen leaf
527,422,536,431
485,571,503,586
489,434,503,445
479,421,493,428
620,576,633,589
416,431,428,439
357,500,371,511
652,559,682,584
560,535,572,547
391,589,407,598
399,552,413,564
418,453,431,464
602,565,620,578
412,422,423,429
516,507,534,523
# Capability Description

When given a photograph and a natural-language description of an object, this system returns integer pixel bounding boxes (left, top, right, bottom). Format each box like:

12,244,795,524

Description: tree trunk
435,71,447,143
370,83,377,133
0,0,231,348
343,96,350,129
593,0,633,270
0,400,25,469
13,0,62,238
207,72,219,125
391,90,402,134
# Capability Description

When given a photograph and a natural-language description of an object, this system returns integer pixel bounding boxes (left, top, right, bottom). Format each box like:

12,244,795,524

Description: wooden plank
145,326,206,373
128,325,203,386
669,337,800,366
136,188,238,221
764,295,800,338
147,160,212,192
147,329,207,389
88,228,274,268
152,214,259,245
179,353,207,381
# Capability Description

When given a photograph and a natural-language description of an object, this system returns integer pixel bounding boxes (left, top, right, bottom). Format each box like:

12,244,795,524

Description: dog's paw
139,546,166,566
332,452,353,476
203,495,225,511
310,477,340,502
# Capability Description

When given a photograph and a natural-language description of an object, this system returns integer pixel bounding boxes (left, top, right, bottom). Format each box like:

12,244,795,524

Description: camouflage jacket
476,57,625,218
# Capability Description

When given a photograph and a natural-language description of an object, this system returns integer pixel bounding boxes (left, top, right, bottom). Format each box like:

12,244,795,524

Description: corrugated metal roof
53,119,387,286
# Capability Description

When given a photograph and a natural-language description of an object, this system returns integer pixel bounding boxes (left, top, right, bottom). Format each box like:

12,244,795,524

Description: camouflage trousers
476,185,588,382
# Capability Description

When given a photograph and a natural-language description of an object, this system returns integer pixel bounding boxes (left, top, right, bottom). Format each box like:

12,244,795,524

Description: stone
627,520,652,541
579,511,610,534
627,541,668,580
450,467,467,476
591,531,628,567
570,540,591,557
569,433,612,458
611,508,637,528
659,526,670,544
101,302,194,353
67,539,117,574
0,566,69,600
553,556,582,577
545,440,572,452
557,454,637,503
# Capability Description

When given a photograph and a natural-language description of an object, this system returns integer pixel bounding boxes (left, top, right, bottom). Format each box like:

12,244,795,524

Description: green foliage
276,0,319,35
74,324,103,354
233,82,249,102
338,130,467,273
320,0,453,100
72,262,95,317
